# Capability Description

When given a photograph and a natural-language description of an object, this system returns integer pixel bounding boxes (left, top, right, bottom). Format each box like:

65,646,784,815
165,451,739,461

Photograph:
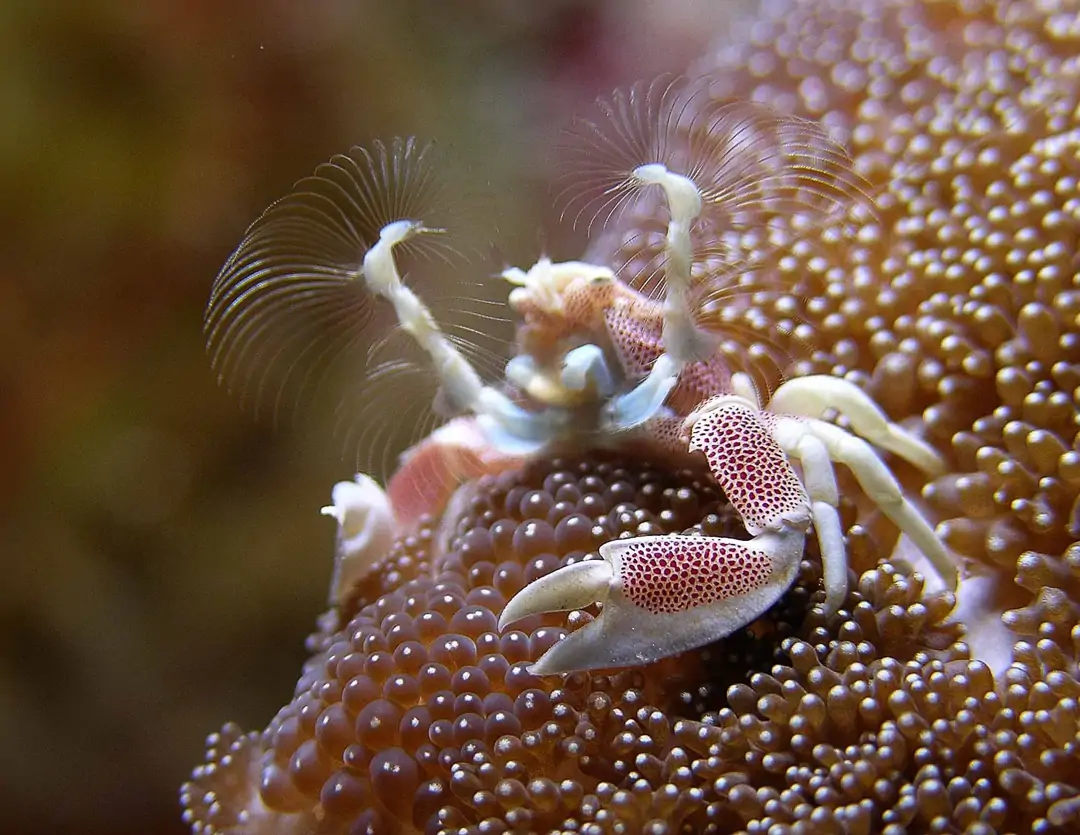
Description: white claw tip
498,559,613,632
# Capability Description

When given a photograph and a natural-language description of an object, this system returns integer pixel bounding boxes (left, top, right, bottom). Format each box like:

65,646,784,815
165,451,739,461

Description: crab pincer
500,391,814,674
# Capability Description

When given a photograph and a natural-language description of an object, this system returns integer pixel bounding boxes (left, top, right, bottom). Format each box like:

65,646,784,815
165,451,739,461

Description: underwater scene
9,1,1080,834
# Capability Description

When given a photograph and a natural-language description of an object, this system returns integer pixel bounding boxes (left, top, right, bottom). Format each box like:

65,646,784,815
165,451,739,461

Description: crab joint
363,221,573,455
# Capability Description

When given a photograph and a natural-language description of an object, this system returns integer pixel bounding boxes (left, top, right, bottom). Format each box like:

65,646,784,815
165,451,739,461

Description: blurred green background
0,2,746,832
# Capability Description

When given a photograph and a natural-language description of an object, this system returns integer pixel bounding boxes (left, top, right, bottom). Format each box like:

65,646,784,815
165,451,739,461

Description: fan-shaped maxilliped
557,75,874,296
204,137,508,478
555,76,875,399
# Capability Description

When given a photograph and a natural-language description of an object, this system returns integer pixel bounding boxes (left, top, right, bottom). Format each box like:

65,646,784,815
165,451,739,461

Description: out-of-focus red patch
387,417,524,529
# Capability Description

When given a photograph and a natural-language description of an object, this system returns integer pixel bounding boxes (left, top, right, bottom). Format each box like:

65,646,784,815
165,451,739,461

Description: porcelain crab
208,81,959,676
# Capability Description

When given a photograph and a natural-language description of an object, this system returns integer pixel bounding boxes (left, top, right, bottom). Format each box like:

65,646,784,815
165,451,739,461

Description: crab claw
499,528,805,674
498,559,613,632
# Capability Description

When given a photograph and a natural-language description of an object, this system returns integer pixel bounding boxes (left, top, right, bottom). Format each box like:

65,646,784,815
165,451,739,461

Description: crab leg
772,418,848,614
768,375,945,476
805,418,959,589
386,417,526,529
320,475,397,605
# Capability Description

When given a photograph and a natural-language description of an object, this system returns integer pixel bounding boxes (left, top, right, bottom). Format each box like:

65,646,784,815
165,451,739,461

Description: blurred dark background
0,2,749,832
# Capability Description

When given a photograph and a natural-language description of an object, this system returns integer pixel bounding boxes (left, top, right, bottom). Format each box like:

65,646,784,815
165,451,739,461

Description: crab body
207,88,959,679
326,241,957,673
312,127,957,674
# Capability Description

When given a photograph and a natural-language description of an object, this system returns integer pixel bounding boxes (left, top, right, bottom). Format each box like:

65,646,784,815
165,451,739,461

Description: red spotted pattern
563,279,614,331
605,306,735,418
688,402,807,533
668,356,734,415
644,414,686,454
619,537,772,614
605,307,663,376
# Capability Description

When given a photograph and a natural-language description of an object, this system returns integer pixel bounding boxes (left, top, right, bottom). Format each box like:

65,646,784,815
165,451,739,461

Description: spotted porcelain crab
207,80,959,677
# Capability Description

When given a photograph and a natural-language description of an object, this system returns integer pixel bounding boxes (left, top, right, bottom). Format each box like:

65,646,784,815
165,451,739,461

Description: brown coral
700,0,1080,625
183,450,1080,833
184,0,1080,832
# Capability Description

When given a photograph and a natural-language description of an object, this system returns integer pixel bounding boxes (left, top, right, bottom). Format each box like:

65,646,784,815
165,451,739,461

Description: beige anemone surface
183,0,1080,833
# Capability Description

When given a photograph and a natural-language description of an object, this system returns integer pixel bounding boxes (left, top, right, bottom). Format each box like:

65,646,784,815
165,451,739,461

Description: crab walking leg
361,219,559,451
767,375,946,476
320,475,398,605
730,372,763,409
386,417,526,530
773,418,848,615
807,418,959,589
499,529,805,674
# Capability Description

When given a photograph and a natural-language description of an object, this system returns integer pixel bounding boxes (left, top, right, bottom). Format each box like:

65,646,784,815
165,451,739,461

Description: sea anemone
183,0,1080,832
